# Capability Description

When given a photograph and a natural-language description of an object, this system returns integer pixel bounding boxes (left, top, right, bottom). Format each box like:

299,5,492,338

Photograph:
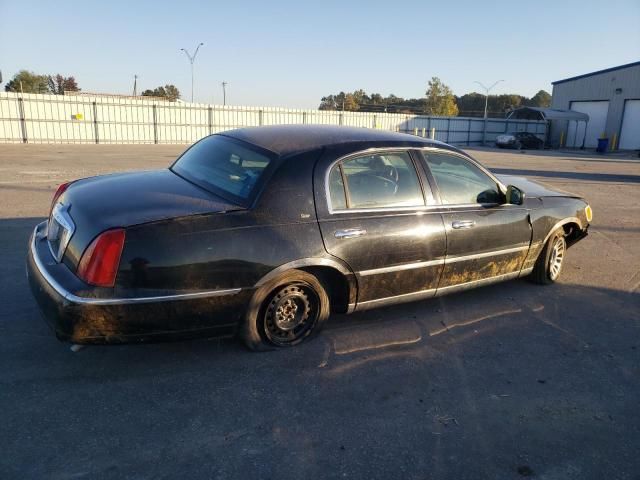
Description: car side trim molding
445,245,530,263
358,258,445,277
356,246,529,277
356,287,437,311
354,268,534,312
436,269,531,296
30,224,242,306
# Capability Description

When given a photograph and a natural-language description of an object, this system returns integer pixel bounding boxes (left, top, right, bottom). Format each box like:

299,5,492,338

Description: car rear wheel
529,229,566,284
241,269,330,350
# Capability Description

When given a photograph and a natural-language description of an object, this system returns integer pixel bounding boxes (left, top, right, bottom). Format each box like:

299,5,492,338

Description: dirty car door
420,150,532,289
314,149,446,306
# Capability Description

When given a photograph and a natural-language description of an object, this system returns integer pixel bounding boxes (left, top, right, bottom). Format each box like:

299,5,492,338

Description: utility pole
132,75,138,96
180,42,204,102
221,81,228,106
474,79,504,145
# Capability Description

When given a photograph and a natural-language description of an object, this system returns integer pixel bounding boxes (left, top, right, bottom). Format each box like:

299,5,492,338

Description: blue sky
1,0,638,108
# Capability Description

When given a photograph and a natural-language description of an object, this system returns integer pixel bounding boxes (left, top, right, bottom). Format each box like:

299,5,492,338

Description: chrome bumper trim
29,223,242,306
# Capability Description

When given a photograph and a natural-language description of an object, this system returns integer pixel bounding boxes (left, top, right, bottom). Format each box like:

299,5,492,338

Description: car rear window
171,135,273,205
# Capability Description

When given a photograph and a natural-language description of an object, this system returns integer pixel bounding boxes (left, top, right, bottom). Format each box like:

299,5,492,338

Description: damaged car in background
27,125,591,350
496,131,544,149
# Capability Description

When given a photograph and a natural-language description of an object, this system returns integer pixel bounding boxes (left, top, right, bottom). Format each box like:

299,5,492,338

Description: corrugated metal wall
550,63,640,148
0,92,545,146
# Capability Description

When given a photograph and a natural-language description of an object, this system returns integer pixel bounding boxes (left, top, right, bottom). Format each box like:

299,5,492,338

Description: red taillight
50,182,72,214
77,229,126,287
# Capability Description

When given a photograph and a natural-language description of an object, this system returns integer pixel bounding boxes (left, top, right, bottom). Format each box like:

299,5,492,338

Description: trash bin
596,137,609,153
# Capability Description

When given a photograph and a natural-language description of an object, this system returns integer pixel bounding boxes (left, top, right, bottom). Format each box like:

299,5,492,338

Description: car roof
218,124,463,158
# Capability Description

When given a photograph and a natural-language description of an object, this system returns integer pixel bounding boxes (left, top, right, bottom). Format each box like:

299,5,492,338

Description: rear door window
328,152,425,210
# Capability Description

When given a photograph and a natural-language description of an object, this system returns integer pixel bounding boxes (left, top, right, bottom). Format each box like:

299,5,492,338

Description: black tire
515,140,523,150
240,269,330,351
529,229,566,285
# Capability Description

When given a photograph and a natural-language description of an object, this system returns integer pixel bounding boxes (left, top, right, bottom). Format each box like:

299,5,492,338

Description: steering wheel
373,173,399,195
379,164,399,184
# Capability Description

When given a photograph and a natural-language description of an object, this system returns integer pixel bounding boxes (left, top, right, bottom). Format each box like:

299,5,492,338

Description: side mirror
506,185,525,205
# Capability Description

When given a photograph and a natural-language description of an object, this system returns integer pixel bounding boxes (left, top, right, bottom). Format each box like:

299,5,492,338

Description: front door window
424,152,502,205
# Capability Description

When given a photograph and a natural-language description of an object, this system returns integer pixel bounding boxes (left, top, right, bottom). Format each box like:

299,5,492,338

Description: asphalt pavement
1,144,639,479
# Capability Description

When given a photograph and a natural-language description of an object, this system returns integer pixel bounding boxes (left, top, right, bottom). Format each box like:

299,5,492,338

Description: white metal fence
0,92,546,146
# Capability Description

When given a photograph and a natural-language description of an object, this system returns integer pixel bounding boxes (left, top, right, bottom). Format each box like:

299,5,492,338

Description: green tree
343,93,359,111
142,84,180,101
424,77,458,116
319,94,338,110
4,70,49,93
529,90,551,107
455,93,487,117
48,74,80,95
318,91,359,111
492,94,524,115
370,93,384,105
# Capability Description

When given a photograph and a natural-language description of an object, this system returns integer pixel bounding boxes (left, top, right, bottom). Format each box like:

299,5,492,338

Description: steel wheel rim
264,283,319,346
549,237,565,280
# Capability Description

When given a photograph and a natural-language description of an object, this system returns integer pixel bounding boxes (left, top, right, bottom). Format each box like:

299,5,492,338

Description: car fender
255,257,355,287
542,216,583,245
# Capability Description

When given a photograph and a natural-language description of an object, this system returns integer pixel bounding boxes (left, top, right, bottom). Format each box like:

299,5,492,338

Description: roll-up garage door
566,101,609,148
619,100,640,150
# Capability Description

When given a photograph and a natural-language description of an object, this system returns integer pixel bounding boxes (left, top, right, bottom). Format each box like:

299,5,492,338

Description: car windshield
171,135,273,204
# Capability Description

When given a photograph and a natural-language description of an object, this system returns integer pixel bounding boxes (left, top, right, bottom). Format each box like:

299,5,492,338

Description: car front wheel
529,229,566,284
241,269,330,350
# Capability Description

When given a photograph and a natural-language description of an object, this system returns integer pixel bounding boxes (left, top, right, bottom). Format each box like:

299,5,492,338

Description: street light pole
222,81,228,106
180,42,204,103
474,79,504,145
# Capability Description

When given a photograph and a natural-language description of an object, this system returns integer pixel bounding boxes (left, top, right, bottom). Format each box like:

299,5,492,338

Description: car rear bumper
26,222,251,344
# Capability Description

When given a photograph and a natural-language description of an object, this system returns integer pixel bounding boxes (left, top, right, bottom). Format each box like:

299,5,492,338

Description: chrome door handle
334,228,367,239
452,220,476,229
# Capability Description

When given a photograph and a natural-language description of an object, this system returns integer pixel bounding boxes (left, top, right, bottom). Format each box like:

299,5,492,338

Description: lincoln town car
27,125,591,350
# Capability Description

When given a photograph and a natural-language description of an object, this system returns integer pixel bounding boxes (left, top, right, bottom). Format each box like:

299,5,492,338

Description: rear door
419,149,532,291
314,149,446,307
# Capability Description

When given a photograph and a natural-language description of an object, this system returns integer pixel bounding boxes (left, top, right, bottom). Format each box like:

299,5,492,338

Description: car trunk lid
50,169,243,270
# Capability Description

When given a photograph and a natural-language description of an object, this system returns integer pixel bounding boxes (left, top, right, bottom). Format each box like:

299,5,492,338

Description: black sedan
495,131,544,149
27,125,591,350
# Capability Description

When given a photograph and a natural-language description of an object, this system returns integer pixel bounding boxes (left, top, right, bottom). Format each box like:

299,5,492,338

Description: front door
314,149,446,307
419,150,532,290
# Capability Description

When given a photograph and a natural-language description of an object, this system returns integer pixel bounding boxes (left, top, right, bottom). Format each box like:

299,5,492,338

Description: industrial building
548,61,640,150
